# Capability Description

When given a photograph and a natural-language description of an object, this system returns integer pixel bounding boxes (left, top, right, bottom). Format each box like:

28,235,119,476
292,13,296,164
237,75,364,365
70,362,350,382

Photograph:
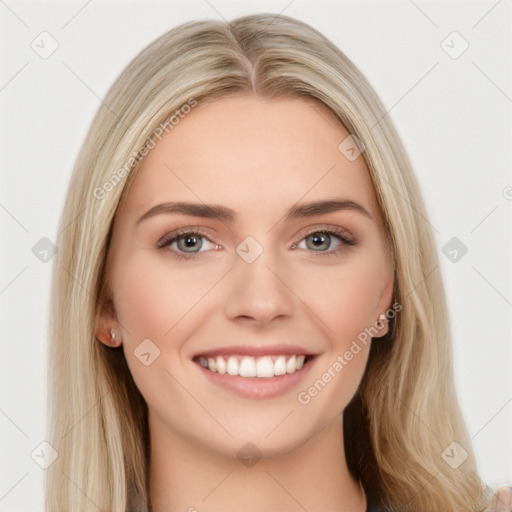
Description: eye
293,229,355,254
175,233,210,253
156,229,219,258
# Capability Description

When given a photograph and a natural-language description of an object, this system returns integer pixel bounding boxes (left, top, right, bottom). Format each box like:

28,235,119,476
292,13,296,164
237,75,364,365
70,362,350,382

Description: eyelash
293,227,356,257
156,226,356,260
156,228,217,261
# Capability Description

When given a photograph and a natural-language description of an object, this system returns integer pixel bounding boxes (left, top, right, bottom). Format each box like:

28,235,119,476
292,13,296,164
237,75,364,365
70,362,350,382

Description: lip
194,351,317,400
193,344,315,359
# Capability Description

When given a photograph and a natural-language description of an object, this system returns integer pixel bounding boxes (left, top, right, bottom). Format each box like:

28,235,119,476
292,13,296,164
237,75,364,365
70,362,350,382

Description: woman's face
99,95,393,458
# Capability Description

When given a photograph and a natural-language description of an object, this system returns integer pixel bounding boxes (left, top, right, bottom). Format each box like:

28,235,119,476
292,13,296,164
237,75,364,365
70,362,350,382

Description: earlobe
109,328,122,347
95,299,123,347
95,325,123,348
373,313,389,338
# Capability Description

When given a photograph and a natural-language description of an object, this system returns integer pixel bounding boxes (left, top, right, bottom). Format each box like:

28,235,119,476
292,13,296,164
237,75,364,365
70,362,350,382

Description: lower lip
196,358,315,399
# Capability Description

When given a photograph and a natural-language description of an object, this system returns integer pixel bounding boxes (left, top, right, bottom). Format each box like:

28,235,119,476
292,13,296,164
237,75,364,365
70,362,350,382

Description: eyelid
156,227,219,252
290,226,357,258
294,224,356,245
156,224,356,260
156,226,213,247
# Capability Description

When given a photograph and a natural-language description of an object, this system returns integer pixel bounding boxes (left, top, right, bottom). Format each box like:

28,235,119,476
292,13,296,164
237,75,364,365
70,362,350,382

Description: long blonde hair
47,14,486,511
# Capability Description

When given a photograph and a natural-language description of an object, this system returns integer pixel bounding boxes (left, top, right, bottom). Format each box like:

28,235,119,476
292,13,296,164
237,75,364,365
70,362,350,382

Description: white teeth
286,355,296,374
227,356,239,376
239,357,257,377
256,356,274,377
274,356,287,376
199,354,309,377
216,356,226,374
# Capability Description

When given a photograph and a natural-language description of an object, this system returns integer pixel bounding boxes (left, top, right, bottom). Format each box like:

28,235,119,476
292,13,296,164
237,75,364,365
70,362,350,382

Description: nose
223,245,295,327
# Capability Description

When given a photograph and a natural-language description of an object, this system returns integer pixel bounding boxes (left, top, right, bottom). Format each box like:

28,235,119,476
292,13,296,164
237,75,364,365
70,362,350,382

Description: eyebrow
136,198,373,225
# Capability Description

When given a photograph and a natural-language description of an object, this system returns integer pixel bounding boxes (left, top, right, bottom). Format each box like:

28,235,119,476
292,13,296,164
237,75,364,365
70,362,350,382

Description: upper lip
193,344,317,359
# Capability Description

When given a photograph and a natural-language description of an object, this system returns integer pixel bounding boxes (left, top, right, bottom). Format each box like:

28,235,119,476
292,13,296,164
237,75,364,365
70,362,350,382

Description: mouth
192,347,317,399
194,354,314,378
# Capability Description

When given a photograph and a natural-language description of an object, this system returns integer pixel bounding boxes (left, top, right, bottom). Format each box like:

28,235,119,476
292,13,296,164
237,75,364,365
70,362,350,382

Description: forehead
121,94,378,220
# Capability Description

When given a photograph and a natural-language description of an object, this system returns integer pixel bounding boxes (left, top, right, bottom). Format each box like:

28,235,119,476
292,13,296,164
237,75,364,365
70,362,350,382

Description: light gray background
1,1,511,510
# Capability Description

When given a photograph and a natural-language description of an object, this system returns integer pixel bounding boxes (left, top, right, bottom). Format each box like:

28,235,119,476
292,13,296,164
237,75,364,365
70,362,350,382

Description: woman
46,13,506,511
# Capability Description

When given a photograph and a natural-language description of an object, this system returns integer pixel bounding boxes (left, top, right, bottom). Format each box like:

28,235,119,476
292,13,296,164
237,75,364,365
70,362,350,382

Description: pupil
308,233,330,251
179,235,202,252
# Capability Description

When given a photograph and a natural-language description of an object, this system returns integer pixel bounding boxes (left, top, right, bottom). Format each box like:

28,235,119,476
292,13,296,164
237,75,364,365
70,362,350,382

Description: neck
148,413,366,512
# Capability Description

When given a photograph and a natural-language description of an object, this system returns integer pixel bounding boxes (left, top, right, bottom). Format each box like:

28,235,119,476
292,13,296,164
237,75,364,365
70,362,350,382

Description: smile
197,354,309,378
192,344,317,399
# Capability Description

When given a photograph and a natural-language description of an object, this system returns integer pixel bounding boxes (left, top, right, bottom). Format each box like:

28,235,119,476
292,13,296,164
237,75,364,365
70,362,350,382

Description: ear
95,299,122,348
373,275,395,338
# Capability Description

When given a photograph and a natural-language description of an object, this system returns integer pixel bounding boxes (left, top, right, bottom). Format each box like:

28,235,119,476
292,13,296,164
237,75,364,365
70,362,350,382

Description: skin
96,95,394,511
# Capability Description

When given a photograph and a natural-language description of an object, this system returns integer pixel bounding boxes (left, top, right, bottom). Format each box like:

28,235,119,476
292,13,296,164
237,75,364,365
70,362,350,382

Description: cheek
296,345,369,437
296,255,387,342
295,263,380,419
109,257,204,421
111,252,224,342
109,253,227,397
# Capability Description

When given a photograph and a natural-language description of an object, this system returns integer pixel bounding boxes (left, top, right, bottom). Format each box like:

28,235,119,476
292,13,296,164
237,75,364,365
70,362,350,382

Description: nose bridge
223,237,295,323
